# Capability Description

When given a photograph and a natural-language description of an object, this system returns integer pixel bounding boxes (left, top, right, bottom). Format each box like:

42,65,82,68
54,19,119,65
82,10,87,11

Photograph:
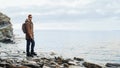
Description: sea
14,29,120,64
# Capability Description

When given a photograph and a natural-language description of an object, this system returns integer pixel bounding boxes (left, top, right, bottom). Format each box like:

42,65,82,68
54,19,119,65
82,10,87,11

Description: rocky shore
0,49,103,68
0,46,120,68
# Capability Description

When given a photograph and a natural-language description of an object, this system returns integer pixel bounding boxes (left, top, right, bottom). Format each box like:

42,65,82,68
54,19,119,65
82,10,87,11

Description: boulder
74,57,84,61
106,63,120,67
83,62,102,68
0,12,14,43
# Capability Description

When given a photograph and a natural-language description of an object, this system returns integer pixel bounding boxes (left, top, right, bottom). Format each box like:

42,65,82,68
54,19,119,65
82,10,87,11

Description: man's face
28,16,32,20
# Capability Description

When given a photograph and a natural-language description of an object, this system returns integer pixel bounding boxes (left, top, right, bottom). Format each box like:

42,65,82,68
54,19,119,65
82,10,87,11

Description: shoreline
0,38,120,68
0,49,103,68
0,42,103,68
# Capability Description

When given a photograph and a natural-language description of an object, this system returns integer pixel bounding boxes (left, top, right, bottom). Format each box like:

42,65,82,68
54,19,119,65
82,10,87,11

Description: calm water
15,30,120,64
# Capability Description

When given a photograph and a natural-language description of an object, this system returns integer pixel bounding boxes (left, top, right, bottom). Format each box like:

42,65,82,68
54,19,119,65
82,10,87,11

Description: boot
27,52,33,57
31,52,37,56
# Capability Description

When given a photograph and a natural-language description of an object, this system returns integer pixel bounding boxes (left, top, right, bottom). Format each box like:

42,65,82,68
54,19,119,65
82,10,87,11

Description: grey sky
0,0,120,30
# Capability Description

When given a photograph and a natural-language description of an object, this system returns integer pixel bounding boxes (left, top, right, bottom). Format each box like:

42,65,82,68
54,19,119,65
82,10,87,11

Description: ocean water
14,30,120,64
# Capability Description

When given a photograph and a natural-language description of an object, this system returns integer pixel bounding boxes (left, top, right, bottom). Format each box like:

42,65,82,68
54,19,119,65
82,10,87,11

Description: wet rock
5,59,14,64
68,61,77,65
22,60,44,68
83,62,102,68
14,66,29,68
0,63,13,68
23,64,40,68
0,64,28,68
62,58,72,63
0,12,14,43
38,63,44,68
43,66,51,68
10,65,29,68
63,63,69,68
27,61,37,64
69,66,86,68
106,63,120,67
2,39,15,44
55,57,63,65
74,57,84,61
0,51,104,68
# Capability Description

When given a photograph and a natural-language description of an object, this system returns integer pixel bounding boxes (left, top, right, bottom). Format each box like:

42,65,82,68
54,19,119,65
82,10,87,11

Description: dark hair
28,14,32,18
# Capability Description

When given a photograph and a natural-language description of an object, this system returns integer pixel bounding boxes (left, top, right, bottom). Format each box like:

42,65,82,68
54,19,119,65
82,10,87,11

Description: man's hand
30,34,33,39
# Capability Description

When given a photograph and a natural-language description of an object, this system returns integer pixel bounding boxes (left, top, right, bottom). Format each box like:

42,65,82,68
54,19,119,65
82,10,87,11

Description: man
25,14,37,57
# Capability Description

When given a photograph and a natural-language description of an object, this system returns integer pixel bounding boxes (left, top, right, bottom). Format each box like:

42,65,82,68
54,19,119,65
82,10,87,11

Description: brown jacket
25,19,34,40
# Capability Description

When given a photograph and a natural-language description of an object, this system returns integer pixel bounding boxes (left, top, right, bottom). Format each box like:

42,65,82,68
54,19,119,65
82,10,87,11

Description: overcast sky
0,0,120,30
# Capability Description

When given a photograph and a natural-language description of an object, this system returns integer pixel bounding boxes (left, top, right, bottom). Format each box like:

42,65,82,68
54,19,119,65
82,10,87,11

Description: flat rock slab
106,63,120,67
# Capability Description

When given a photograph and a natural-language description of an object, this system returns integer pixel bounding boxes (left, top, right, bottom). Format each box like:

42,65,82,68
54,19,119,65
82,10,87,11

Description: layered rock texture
0,12,13,43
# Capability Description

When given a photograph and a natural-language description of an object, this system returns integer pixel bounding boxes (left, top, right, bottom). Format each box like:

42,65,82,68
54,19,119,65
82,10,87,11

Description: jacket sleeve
26,23,32,39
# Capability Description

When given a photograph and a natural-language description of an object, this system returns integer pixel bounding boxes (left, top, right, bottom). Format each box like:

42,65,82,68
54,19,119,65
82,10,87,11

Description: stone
68,61,77,65
0,53,105,68
69,66,86,68
55,57,63,65
23,64,40,68
0,64,22,68
62,58,72,63
27,61,37,64
106,63,120,67
43,66,51,68
74,57,84,61
0,12,14,43
64,63,69,68
50,52,56,56
11,65,29,68
83,62,102,68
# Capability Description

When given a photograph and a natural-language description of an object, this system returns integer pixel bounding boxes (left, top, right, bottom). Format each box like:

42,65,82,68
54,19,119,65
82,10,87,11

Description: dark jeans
26,39,35,54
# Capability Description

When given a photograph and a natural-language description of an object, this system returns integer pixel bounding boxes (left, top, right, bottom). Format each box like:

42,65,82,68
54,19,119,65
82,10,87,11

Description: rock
0,63,13,68
62,58,72,63
106,63,120,67
63,63,69,68
68,61,77,65
0,64,28,68
2,39,15,43
74,57,84,61
50,52,56,56
38,63,44,68
0,53,105,68
22,61,44,68
27,61,37,64
14,66,29,68
10,65,29,68
83,62,102,68
69,66,86,68
55,57,63,65
23,64,40,68
43,66,51,68
0,12,14,43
